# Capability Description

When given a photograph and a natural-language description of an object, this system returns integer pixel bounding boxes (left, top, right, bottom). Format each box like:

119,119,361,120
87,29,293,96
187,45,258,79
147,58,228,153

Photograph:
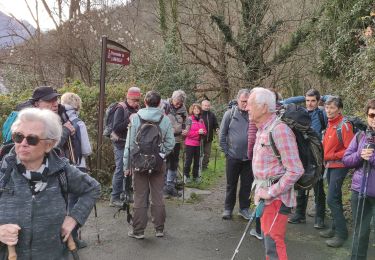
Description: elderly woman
161,90,188,197
0,108,100,259
343,99,375,260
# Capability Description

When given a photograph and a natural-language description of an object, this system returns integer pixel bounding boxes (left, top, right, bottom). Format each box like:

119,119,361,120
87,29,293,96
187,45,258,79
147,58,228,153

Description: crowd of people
0,84,374,260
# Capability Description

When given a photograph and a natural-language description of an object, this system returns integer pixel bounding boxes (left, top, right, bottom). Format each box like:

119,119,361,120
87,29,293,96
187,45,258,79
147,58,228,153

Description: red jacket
322,114,355,168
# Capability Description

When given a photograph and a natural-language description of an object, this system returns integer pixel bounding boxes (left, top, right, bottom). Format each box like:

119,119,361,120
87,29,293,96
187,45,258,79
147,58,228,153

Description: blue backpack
1,111,19,144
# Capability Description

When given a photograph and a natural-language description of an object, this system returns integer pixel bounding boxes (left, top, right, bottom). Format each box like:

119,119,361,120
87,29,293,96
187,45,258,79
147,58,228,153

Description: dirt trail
79,176,375,260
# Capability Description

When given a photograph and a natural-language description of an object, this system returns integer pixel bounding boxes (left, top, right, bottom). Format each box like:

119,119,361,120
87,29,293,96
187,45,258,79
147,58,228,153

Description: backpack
336,116,367,146
317,109,327,132
103,102,127,137
1,111,18,144
270,103,324,190
70,118,83,165
131,115,164,174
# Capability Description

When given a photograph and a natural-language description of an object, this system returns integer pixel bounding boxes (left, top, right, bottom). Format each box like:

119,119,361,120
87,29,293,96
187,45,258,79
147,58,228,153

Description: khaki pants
132,163,166,234
202,141,212,168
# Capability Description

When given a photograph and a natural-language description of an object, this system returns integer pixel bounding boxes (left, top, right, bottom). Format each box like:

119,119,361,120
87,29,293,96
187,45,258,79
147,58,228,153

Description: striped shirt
252,114,304,207
247,121,258,160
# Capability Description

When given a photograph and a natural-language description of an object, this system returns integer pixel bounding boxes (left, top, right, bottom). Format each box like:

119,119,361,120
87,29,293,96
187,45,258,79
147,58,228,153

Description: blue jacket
282,96,327,139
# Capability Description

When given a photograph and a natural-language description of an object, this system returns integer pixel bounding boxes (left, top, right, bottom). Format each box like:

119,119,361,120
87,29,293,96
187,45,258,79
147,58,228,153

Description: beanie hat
127,87,141,99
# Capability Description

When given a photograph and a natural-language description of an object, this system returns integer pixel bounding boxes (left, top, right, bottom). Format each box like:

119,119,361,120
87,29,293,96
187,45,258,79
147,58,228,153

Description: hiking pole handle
67,236,80,260
8,245,16,260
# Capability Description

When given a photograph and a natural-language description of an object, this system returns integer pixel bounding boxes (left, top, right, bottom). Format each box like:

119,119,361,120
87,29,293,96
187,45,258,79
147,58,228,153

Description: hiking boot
314,217,325,229
165,186,182,197
155,230,164,238
222,210,232,220
238,208,251,220
175,181,184,190
249,229,263,240
109,198,123,207
288,214,306,224
128,230,145,240
74,238,88,249
326,236,346,248
319,229,335,238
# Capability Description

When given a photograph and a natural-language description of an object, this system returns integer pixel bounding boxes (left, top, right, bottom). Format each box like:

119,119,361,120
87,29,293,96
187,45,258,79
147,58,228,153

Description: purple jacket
342,132,375,198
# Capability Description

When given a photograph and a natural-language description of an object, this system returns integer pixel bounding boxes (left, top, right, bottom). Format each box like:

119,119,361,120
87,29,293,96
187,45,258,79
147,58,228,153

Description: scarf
16,156,49,195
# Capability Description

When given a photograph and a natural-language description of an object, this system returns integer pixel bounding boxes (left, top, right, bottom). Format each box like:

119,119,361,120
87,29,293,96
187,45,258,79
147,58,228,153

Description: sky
0,0,59,31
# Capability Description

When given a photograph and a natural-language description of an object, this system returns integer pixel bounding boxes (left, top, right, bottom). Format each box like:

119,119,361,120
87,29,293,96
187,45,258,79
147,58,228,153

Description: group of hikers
0,84,374,260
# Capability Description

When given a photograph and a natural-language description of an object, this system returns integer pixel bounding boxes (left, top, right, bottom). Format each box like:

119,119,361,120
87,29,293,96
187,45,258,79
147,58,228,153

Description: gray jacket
219,107,249,160
0,149,100,260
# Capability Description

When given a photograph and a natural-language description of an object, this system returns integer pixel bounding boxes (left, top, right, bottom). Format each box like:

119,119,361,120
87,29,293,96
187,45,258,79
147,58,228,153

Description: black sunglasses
12,132,50,146
368,113,375,119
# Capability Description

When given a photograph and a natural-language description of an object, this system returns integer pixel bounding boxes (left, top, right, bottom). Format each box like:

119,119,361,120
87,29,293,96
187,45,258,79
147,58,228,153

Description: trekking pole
8,245,16,260
351,143,374,259
68,136,77,165
67,236,80,260
230,200,265,260
214,147,218,173
87,156,101,244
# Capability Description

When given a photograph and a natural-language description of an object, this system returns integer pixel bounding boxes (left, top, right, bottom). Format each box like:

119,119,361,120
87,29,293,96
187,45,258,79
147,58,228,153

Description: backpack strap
317,109,326,131
268,119,283,165
355,130,365,145
56,167,68,207
336,117,350,146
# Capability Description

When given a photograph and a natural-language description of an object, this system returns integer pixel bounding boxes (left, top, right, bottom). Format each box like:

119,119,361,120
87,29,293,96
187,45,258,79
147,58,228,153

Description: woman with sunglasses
343,99,375,260
0,108,100,259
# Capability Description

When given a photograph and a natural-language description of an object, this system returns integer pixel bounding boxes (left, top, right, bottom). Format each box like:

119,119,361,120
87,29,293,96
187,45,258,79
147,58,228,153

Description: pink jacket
185,115,207,146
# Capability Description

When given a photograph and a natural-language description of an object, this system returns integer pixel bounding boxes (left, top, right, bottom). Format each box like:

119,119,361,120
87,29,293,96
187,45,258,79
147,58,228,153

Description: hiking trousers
224,157,253,211
350,191,375,260
295,178,326,219
326,167,348,239
184,145,200,179
132,163,166,234
261,200,291,260
202,141,212,169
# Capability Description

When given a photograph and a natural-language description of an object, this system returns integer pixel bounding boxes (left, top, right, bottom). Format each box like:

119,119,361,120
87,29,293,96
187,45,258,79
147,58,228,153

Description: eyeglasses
368,113,375,119
12,132,50,146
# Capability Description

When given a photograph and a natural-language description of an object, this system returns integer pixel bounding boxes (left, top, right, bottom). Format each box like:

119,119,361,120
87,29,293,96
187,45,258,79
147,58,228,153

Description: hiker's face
305,96,318,111
14,121,54,169
193,106,200,116
201,101,210,111
367,108,375,129
325,103,341,119
237,94,248,111
127,98,140,109
247,93,266,124
35,97,59,113
172,99,183,109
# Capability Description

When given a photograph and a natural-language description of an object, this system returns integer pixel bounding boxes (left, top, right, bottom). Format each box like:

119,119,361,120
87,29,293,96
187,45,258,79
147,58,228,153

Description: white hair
11,108,62,146
250,87,276,112
171,89,187,103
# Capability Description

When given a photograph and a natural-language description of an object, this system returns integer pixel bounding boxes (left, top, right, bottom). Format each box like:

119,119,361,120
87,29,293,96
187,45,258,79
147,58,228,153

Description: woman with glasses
0,108,100,259
343,99,375,260
320,96,355,248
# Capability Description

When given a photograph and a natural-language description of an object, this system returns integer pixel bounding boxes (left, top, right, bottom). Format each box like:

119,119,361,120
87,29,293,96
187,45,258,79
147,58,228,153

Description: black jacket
112,101,138,149
201,110,219,143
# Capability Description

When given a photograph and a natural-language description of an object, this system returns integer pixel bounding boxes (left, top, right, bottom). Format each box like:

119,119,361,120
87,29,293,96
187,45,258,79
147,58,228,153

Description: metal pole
96,35,108,174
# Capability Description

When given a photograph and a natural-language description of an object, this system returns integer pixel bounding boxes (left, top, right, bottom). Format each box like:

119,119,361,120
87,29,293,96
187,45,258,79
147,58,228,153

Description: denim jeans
351,191,375,260
111,145,125,200
326,167,349,239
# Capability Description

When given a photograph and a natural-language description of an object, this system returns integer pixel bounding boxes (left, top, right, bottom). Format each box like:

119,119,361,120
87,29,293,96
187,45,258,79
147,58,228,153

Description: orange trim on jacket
322,114,355,168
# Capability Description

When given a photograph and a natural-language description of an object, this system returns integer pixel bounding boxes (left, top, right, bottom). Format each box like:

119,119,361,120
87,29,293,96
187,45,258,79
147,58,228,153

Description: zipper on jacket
29,194,35,260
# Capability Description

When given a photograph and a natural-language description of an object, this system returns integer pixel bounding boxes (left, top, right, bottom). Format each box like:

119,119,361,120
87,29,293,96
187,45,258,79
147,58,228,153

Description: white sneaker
249,228,263,240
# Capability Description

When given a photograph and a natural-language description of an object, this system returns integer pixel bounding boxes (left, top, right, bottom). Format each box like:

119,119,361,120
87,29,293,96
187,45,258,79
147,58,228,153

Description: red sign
106,48,130,65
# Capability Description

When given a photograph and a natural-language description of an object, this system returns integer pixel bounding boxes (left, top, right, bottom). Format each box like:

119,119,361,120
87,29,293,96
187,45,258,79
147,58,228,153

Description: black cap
31,86,61,102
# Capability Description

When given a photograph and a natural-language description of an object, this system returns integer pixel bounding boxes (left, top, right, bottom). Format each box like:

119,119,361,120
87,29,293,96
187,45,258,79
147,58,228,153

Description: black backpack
103,102,127,137
131,115,164,174
270,104,324,190
70,118,83,165
336,116,367,146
